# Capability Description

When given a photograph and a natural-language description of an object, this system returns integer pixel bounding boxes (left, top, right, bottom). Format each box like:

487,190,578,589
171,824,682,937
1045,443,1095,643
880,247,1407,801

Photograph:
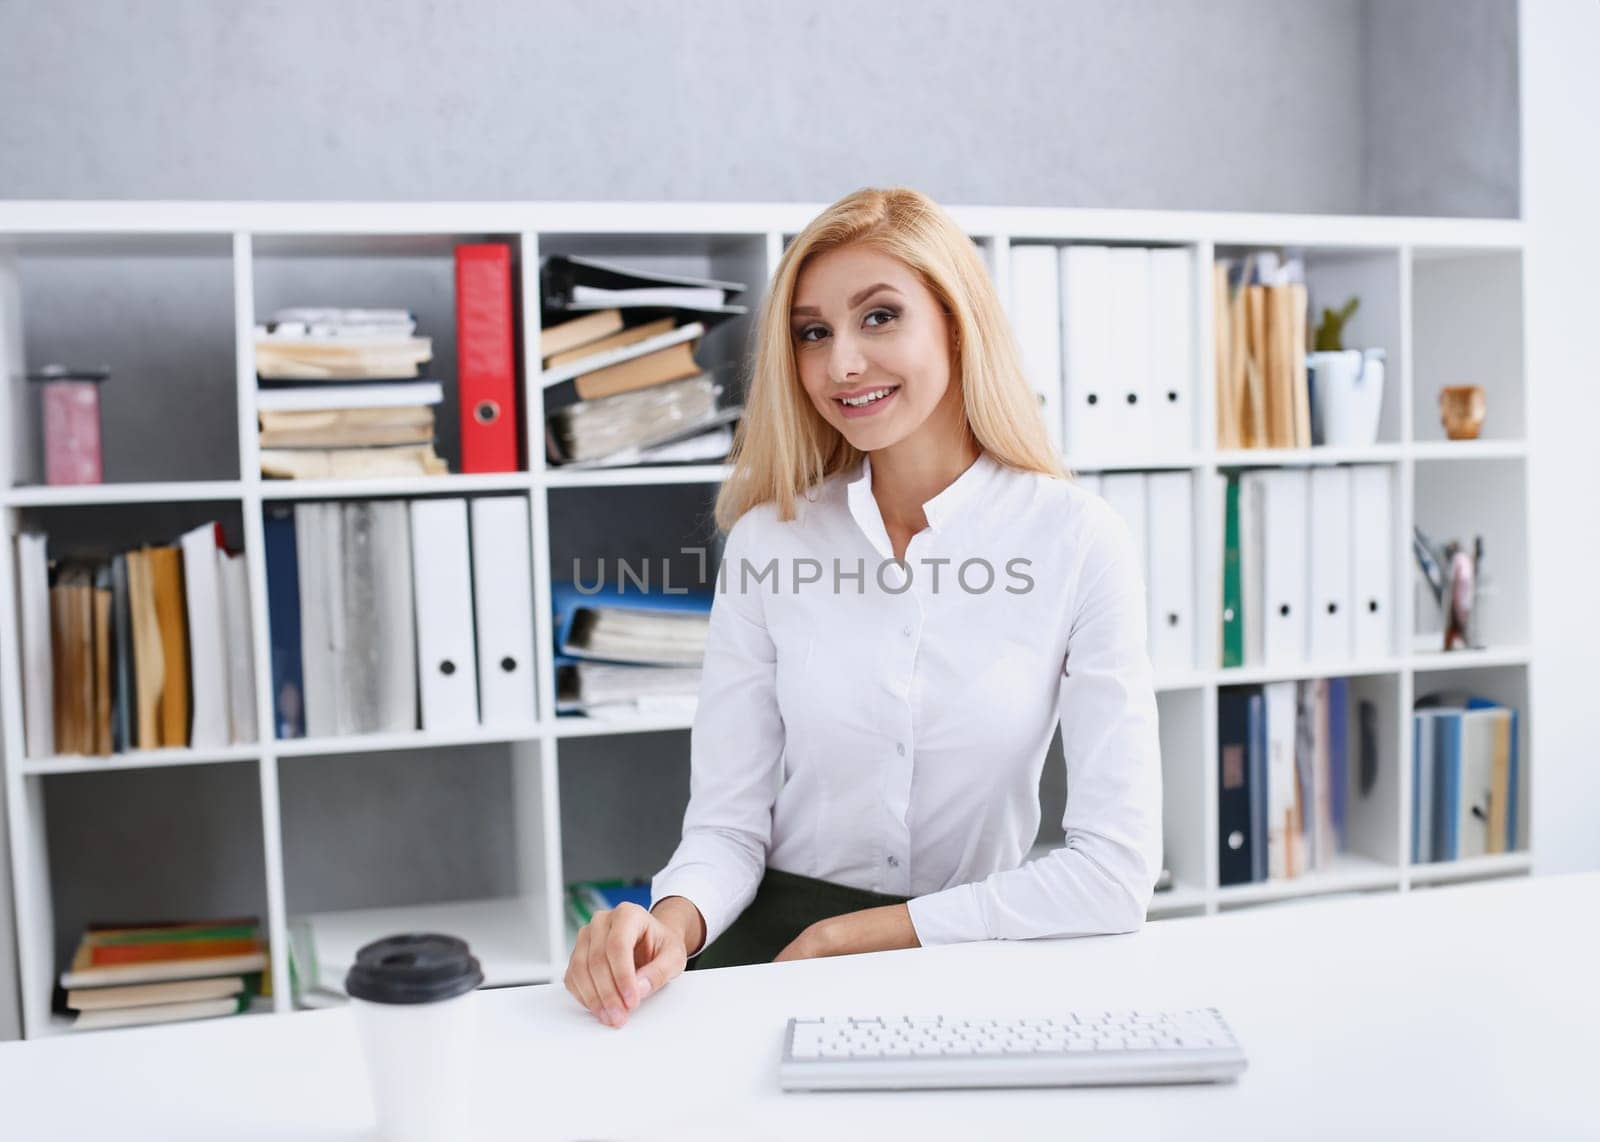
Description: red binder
455,243,519,472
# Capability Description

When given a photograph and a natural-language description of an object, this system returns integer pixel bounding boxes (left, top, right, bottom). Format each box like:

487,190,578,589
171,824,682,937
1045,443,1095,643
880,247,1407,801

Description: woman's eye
864,307,897,328
796,325,825,343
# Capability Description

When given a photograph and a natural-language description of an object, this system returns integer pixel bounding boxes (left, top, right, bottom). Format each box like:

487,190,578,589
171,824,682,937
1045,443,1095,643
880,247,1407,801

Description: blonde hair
712,186,1068,533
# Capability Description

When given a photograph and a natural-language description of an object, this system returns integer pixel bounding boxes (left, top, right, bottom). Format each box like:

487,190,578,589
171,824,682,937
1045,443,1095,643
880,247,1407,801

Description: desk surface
2,873,1597,1141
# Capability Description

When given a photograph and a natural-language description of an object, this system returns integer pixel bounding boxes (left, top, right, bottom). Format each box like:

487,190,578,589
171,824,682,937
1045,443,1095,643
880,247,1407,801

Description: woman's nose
828,330,868,383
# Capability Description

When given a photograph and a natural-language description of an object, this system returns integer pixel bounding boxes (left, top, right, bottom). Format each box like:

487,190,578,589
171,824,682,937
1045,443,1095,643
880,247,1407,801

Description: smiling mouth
836,385,900,408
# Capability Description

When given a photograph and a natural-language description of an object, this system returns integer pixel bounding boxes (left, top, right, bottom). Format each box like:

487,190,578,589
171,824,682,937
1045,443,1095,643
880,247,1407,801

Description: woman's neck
867,433,982,533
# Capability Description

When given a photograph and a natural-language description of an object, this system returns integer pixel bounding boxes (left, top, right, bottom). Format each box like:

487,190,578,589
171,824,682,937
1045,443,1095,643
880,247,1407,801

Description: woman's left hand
773,903,922,962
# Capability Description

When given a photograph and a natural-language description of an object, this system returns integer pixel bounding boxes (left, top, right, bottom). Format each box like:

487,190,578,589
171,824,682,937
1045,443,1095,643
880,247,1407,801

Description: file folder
1147,247,1195,456
1008,244,1064,453
1145,472,1195,675
16,533,54,757
1097,473,1148,584
1259,470,1310,667
470,496,537,726
410,498,481,729
1105,247,1153,456
1350,465,1394,659
1059,245,1111,460
1307,466,1354,662
456,243,520,473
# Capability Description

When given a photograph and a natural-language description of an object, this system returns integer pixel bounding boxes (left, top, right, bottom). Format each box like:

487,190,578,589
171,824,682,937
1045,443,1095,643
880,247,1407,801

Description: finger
567,925,601,1016
603,906,649,1014
587,911,628,1020
634,932,686,1002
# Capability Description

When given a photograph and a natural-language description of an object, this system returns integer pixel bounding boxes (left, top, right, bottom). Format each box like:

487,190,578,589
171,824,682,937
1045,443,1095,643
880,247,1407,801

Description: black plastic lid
344,933,484,1005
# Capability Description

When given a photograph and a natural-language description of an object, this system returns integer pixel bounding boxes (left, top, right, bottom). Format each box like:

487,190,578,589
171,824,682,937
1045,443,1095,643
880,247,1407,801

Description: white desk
2,873,1596,1141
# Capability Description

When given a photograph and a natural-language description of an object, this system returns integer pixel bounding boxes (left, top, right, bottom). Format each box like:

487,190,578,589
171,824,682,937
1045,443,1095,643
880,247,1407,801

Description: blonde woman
564,187,1162,1029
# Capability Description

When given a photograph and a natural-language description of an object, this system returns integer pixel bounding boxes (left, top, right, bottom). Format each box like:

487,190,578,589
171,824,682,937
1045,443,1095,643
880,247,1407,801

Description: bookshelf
0,201,1533,1039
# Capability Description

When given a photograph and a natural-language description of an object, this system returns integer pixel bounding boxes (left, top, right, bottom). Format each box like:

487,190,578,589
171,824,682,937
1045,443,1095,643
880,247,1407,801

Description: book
566,878,653,927
260,443,448,480
541,309,626,359
59,918,268,989
147,545,190,747
541,320,705,391
256,381,444,413
556,660,702,716
545,315,673,368
71,995,248,1031
66,974,246,1012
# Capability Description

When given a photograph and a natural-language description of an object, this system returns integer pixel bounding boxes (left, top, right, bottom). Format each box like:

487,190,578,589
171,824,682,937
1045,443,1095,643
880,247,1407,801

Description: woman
564,186,1162,1029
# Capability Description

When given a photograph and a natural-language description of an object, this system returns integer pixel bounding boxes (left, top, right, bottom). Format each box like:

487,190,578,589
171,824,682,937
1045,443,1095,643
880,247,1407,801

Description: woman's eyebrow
791,283,903,317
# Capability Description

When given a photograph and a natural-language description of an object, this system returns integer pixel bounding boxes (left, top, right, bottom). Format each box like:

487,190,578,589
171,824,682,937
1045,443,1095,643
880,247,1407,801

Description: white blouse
650,450,1163,957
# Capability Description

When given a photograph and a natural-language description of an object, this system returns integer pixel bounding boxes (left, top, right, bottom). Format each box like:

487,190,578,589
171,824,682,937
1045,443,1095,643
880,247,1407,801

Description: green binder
1221,475,1244,668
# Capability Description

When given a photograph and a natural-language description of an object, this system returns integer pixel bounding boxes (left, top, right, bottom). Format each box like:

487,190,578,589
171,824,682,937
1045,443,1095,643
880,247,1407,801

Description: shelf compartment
277,740,559,994
1215,852,1401,906
1412,456,1528,649
1411,249,1524,445
1,234,241,486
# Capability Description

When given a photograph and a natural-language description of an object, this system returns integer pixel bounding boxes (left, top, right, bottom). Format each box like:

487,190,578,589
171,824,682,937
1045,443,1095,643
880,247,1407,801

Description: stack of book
551,581,711,719
255,307,448,479
1217,678,1367,886
14,525,257,758
55,917,268,1031
1213,253,1310,450
1412,697,1520,863
540,255,748,468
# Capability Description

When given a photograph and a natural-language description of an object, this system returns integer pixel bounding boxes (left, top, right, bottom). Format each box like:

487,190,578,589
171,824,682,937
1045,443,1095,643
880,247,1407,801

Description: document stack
254,307,448,479
1412,697,1520,863
552,581,710,719
1212,254,1311,450
540,254,748,468
1217,679,1370,885
13,525,258,758
265,496,536,739
56,917,267,1031
1009,243,1196,461
1214,466,1394,669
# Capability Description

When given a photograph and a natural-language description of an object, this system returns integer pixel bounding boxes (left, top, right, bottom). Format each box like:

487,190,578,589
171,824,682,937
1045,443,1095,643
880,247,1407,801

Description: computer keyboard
779,1008,1246,1091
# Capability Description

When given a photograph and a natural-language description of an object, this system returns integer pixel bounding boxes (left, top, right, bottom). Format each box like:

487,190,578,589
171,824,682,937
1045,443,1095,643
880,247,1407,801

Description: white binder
1238,473,1266,666
1145,472,1196,675
1307,466,1354,662
1259,469,1310,667
1059,245,1111,460
410,498,481,730
296,503,342,739
16,533,54,757
1097,473,1149,605
1350,465,1394,659
470,496,538,726
179,523,229,750
1105,247,1154,458
1147,246,1195,456
1007,244,1063,453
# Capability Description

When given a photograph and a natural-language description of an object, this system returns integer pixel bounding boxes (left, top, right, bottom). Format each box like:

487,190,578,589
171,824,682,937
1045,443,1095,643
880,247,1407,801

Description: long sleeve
650,511,784,959
905,500,1165,945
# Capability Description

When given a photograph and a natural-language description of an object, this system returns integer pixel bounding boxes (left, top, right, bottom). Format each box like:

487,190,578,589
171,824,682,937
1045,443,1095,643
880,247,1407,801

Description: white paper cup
346,933,484,1142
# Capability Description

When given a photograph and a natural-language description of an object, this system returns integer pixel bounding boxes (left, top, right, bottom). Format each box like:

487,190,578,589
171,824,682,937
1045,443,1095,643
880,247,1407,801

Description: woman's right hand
564,898,700,1028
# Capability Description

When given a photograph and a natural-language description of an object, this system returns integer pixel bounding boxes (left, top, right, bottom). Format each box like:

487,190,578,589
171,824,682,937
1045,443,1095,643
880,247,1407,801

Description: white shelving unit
0,201,1533,1039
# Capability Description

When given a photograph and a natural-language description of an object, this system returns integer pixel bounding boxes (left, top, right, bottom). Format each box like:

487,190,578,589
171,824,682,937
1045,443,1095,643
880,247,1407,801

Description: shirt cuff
906,881,990,947
650,871,726,961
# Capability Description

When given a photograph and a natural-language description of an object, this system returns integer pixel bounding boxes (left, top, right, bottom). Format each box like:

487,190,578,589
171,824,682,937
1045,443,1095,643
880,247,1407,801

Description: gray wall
0,0,1520,1038
0,0,1516,217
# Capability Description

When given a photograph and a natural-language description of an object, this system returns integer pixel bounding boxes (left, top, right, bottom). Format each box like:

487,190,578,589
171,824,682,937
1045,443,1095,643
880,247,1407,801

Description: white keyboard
779,1008,1246,1091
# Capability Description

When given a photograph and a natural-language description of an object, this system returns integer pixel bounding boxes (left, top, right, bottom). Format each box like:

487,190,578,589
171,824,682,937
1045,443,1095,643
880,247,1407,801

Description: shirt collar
845,451,999,558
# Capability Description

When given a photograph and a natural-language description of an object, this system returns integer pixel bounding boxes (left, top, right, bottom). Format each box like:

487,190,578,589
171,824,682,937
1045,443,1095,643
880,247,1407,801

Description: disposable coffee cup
345,933,484,1142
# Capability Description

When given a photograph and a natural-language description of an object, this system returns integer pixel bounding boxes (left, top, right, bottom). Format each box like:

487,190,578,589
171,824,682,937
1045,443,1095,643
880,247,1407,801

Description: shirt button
896,742,906,756
887,855,900,868
901,625,913,637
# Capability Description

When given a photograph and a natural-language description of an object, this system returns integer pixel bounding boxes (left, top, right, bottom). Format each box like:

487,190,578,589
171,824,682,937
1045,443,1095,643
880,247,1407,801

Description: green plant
1313,296,1360,351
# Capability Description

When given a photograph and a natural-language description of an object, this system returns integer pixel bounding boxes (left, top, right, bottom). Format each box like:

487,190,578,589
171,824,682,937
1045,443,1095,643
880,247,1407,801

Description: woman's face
790,244,961,453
